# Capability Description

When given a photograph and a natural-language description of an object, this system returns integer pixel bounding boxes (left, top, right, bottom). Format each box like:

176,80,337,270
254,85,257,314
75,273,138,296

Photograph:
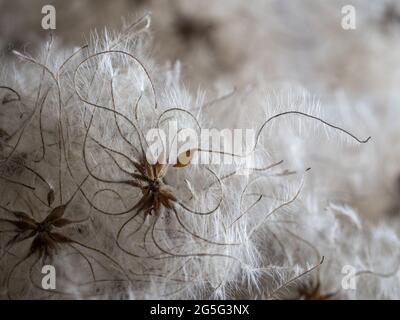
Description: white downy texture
146,0,400,227
0,16,285,300
263,196,400,300
1,11,400,300
214,83,400,299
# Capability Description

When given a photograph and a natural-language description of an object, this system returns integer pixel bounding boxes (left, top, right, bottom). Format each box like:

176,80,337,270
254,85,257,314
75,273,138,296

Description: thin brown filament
173,207,239,246
229,195,263,228
109,13,152,51
67,243,96,281
6,252,34,299
110,78,143,156
12,50,66,204
116,206,151,258
34,86,52,162
181,110,370,160
284,228,322,264
82,111,141,187
60,106,143,217
147,212,242,263
0,175,35,190
201,86,237,109
268,256,325,299
177,167,223,216
3,88,49,162
77,91,147,161
355,257,400,279
17,161,52,192
247,172,308,237
58,45,89,76
86,133,143,175
0,86,21,104
253,111,371,153
103,149,142,179
134,92,143,121
70,239,131,283
73,50,157,126
205,159,284,192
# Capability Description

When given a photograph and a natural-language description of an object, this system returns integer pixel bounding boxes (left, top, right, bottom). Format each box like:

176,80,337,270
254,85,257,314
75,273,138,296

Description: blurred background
1,0,400,93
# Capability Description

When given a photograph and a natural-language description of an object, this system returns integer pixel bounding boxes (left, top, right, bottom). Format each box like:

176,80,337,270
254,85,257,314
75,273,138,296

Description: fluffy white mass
1,6,400,300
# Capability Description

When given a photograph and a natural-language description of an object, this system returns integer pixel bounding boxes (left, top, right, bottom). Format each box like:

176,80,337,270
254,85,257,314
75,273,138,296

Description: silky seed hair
2,14,396,300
